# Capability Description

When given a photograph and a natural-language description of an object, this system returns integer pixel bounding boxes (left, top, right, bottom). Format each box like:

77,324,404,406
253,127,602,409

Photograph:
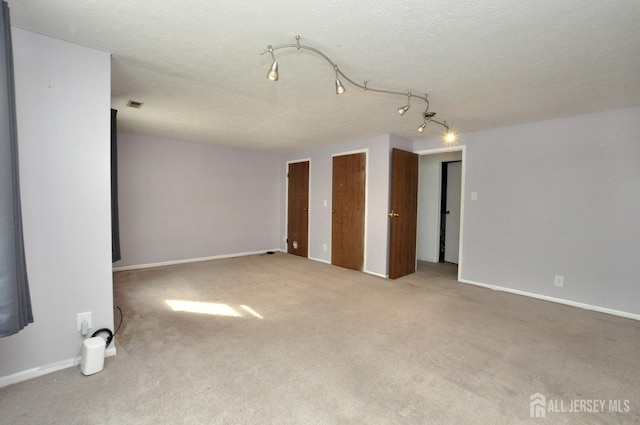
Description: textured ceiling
7,0,640,152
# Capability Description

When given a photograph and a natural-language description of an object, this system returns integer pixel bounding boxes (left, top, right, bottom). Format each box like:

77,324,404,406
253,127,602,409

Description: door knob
388,210,399,218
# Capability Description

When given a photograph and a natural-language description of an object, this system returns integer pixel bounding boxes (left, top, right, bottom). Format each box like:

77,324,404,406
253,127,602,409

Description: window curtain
0,1,33,337
111,109,121,262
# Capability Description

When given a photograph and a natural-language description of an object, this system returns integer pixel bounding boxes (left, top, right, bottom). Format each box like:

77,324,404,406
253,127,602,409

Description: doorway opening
416,147,465,280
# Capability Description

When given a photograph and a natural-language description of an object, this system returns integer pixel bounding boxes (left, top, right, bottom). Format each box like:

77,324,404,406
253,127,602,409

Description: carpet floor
1,253,639,424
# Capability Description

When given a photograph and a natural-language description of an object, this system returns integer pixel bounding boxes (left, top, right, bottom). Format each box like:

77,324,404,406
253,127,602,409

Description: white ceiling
8,0,640,152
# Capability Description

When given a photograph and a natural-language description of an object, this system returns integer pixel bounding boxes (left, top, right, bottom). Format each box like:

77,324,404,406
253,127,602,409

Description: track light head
417,121,427,133
443,121,457,143
334,67,345,94
444,129,457,143
268,61,279,81
267,46,278,81
398,92,411,116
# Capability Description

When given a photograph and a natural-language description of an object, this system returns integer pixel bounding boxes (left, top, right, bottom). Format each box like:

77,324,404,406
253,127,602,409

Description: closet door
331,153,366,271
287,161,309,257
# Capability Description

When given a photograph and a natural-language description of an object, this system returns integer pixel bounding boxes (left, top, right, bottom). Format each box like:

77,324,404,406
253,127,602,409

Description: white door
444,162,461,263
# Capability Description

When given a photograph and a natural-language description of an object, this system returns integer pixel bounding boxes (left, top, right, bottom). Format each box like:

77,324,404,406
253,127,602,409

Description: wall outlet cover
76,312,92,331
554,275,564,287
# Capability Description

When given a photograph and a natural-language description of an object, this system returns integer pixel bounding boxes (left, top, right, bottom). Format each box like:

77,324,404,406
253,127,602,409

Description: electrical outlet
554,275,564,287
76,312,92,331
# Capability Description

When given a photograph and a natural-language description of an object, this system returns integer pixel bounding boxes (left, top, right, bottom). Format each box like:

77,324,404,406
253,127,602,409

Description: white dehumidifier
81,336,106,375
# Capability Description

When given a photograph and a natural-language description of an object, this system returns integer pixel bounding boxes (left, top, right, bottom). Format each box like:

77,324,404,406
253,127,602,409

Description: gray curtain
0,1,32,338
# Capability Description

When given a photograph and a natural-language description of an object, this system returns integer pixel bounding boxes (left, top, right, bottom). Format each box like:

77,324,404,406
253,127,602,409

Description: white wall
0,29,113,381
414,106,640,317
280,134,412,277
113,133,281,268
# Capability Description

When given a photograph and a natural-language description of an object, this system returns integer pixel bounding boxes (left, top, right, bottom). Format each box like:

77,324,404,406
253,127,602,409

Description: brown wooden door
332,153,366,271
287,161,309,257
388,148,419,279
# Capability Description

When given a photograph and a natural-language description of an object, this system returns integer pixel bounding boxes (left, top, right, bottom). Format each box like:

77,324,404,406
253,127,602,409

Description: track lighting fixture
262,35,456,141
266,45,278,81
334,67,345,94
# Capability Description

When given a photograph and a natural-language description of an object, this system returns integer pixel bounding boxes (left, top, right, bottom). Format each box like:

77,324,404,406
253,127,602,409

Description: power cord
90,306,124,348
73,345,84,373
113,305,123,337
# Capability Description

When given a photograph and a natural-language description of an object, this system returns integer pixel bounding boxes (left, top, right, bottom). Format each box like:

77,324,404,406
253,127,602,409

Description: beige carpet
1,253,638,424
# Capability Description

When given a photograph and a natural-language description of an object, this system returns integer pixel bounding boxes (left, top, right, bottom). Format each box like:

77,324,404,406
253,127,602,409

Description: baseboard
308,256,388,278
459,278,640,321
308,256,331,265
112,249,282,272
364,270,388,279
0,345,117,388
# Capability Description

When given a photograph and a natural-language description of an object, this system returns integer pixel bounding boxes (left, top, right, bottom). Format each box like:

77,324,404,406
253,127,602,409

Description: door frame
285,158,311,255
415,146,466,281
331,149,369,272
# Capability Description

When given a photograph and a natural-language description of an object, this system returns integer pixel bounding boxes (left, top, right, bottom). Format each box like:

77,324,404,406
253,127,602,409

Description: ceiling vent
126,100,144,109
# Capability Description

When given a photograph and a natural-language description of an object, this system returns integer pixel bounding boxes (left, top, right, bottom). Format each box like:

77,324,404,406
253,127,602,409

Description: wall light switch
471,192,478,201
323,199,327,207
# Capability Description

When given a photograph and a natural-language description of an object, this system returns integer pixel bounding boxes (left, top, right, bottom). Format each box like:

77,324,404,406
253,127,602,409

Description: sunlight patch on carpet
240,305,264,319
165,300,242,317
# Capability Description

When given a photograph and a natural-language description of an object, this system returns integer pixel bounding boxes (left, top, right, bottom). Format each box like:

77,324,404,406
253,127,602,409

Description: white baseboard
459,278,640,321
308,256,388,278
364,270,388,279
112,249,282,272
308,256,331,265
0,345,117,388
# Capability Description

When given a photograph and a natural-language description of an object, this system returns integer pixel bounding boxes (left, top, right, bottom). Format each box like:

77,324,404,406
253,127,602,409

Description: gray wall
0,29,113,379
113,133,281,268
414,106,640,316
